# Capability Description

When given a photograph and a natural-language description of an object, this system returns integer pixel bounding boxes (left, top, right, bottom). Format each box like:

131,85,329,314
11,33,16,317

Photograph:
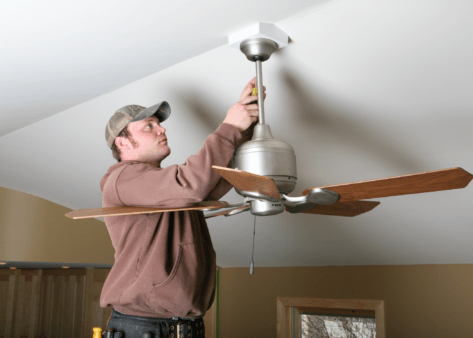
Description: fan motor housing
233,124,297,196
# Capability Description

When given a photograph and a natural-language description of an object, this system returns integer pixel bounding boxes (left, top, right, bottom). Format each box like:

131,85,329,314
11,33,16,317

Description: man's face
125,116,170,164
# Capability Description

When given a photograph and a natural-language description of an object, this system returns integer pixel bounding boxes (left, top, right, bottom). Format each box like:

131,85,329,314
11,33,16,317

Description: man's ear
115,136,132,151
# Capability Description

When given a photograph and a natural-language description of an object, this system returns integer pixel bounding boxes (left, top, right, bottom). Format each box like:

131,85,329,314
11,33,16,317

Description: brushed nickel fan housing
233,124,297,195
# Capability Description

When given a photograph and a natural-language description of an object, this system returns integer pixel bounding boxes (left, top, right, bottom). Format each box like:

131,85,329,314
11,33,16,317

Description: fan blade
212,166,280,200
65,201,228,219
292,201,380,217
205,205,250,219
303,167,473,202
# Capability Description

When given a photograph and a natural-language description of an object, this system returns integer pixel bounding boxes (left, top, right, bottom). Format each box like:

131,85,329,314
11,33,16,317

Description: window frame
277,297,385,338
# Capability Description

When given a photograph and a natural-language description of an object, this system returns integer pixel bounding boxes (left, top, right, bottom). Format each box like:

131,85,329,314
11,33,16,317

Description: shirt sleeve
114,123,242,208
204,158,234,201
202,123,256,201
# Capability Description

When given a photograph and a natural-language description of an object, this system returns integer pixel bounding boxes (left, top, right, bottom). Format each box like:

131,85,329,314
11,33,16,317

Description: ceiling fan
65,34,473,221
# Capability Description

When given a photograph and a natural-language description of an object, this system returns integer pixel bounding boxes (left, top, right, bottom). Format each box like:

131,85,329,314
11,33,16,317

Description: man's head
106,103,171,165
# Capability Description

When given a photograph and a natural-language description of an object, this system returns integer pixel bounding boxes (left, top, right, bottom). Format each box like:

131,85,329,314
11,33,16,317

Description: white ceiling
1,0,472,268
0,0,320,136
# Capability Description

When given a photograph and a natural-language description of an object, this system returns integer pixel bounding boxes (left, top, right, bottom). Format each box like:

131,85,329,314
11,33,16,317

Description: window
277,297,384,338
300,312,376,337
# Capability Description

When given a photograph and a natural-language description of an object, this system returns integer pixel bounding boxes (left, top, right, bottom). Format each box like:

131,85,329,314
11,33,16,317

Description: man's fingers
240,77,257,100
240,77,268,99
240,95,258,105
241,87,267,102
240,85,253,101
244,103,259,110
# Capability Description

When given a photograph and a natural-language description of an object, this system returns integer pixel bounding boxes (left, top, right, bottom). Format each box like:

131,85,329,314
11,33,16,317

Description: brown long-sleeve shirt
99,123,242,318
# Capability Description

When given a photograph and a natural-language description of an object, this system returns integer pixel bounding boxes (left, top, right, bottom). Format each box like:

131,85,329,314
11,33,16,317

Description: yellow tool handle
93,327,102,338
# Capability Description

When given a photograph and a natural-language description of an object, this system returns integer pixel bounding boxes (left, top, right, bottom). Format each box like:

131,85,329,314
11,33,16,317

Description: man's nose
157,126,166,135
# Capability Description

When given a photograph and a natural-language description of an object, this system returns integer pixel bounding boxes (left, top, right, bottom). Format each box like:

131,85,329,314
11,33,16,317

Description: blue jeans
107,309,206,338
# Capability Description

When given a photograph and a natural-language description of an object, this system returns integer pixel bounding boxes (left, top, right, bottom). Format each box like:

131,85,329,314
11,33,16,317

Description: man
100,78,263,338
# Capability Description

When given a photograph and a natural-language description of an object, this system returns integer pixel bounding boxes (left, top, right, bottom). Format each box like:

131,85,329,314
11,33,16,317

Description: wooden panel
42,268,87,277
0,268,111,338
28,270,42,338
0,278,8,335
54,275,66,338
0,269,42,337
44,275,55,337
101,307,113,331
83,268,95,337
4,269,20,337
303,167,473,201
61,275,71,337
66,201,228,219
93,269,110,283
202,266,219,338
62,275,75,338
90,276,105,329
68,275,78,338
14,273,26,337
74,274,87,338
36,272,46,338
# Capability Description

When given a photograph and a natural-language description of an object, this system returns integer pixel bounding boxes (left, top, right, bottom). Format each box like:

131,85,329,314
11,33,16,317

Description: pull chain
250,215,257,275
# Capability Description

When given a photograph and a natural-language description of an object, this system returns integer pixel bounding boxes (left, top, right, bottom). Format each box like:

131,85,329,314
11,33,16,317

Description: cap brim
132,101,171,123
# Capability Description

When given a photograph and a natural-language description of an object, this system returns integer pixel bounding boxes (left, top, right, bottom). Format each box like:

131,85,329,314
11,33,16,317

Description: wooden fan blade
292,201,381,217
303,167,473,202
65,201,228,219
205,205,250,219
212,166,280,200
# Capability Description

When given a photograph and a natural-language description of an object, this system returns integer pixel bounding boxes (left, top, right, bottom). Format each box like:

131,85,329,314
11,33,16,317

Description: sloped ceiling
0,0,321,136
1,0,472,268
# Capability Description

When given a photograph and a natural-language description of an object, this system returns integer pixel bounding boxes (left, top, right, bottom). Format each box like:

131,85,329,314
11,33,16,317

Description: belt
108,309,205,338
170,318,205,338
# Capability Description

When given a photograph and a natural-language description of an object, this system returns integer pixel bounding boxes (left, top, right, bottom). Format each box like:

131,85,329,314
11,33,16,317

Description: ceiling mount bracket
228,23,289,57
240,38,278,62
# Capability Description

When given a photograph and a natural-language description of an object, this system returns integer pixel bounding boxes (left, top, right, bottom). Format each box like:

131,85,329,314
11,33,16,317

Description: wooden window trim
277,297,385,338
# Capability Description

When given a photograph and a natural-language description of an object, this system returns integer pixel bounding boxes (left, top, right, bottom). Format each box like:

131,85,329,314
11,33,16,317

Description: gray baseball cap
105,101,171,148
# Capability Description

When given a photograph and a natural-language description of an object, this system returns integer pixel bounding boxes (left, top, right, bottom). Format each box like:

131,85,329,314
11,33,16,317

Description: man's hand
223,77,266,132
